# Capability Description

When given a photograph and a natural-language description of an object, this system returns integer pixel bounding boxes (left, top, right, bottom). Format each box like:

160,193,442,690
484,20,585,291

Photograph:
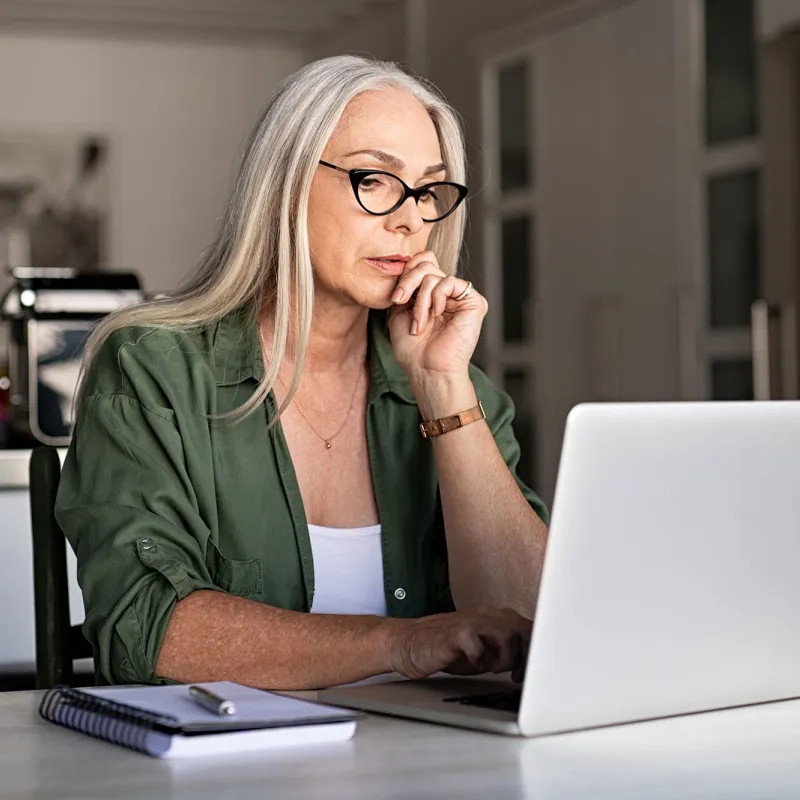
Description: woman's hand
388,251,487,382
387,608,531,683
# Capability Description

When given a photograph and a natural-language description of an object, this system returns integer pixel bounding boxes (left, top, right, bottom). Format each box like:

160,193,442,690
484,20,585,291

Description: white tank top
308,523,388,616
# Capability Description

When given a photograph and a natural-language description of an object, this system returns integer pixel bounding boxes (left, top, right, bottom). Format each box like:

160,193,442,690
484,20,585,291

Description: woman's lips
366,257,407,276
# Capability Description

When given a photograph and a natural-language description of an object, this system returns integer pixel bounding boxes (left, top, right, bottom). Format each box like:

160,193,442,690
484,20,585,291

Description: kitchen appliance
0,267,142,446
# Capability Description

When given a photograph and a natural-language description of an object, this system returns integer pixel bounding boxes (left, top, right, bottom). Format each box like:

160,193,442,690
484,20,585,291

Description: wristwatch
419,401,486,438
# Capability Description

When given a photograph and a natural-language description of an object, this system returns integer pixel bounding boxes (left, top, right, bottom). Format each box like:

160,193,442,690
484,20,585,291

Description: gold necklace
292,371,361,449
258,319,364,450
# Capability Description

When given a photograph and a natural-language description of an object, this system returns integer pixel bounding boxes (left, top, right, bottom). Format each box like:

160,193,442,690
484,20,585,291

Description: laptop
318,401,800,736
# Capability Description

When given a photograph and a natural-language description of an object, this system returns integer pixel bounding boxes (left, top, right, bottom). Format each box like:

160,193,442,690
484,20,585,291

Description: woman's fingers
414,275,473,333
393,264,472,335
455,627,485,669
413,273,443,334
480,630,523,674
390,608,532,680
403,250,438,275
431,276,458,320
392,260,443,305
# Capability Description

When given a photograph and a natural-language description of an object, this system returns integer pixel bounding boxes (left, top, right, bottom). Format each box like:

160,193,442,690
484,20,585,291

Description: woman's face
308,87,446,310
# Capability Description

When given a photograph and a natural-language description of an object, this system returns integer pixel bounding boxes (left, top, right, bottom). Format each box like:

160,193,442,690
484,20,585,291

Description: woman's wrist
409,372,478,420
374,617,414,674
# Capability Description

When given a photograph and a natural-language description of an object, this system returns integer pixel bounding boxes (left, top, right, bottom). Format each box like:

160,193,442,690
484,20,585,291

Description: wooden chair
29,446,93,688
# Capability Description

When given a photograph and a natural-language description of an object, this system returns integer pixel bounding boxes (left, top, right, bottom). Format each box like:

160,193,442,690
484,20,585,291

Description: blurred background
0,0,797,507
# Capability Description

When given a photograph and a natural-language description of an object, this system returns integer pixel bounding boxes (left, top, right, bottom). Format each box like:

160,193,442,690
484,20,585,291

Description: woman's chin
320,277,398,311
353,283,398,311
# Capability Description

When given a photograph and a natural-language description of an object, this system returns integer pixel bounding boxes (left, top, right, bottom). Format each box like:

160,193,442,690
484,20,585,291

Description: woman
56,55,549,689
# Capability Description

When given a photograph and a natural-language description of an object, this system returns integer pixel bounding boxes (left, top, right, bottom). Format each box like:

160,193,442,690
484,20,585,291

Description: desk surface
6,690,800,799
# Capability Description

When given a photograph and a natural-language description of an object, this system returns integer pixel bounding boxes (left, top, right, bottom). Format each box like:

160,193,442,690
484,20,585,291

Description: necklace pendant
325,440,332,450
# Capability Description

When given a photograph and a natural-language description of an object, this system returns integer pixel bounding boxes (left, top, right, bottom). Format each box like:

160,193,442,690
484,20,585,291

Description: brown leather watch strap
419,401,486,438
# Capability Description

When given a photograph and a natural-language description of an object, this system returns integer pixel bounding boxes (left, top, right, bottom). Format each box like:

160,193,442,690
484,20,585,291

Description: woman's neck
259,297,370,377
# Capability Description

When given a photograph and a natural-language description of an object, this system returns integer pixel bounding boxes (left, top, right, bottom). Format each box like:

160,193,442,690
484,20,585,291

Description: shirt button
140,539,154,550
394,588,406,600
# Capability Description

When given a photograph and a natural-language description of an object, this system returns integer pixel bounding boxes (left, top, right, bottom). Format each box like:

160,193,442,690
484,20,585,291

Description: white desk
5,689,800,799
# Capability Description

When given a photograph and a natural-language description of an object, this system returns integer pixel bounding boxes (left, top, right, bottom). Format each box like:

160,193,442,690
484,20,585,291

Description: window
501,216,532,342
704,0,758,144
707,169,760,329
482,50,537,486
696,0,761,398
499,62,531,191
711,359,754,400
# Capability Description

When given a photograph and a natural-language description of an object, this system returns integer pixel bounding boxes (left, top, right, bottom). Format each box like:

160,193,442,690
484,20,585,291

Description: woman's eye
360,176,390,191
420,189,438,203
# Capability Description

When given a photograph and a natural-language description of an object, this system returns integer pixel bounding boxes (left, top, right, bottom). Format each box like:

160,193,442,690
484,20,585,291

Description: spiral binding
39,686,180,755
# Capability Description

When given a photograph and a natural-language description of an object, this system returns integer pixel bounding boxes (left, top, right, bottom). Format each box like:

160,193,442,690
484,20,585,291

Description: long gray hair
78,55,467,420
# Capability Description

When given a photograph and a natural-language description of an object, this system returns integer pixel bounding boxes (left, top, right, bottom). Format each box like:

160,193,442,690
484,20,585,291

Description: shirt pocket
204,538,264,598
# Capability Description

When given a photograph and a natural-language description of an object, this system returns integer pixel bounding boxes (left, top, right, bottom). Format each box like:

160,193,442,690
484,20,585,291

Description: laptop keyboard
442,689,522,713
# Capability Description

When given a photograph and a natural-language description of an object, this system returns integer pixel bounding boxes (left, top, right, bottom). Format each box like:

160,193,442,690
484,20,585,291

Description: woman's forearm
413,374,548,616
155,590,404,690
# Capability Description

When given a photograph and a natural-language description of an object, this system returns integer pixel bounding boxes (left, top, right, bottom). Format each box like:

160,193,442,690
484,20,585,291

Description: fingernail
411,319,418,335
392,288,404,303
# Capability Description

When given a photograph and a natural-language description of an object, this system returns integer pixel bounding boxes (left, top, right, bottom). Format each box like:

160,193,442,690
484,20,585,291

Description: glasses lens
418,183,462,221
357,173,406,214
356,174,464,220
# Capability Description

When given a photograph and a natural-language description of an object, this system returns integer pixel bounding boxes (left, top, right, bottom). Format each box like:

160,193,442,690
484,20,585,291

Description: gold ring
454,281,474,301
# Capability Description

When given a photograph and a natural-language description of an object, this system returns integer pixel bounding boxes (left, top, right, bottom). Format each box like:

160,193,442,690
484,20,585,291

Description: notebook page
84,682,359,732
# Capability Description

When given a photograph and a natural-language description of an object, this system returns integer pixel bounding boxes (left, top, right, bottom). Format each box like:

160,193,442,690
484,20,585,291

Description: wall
534,0,689,501
425,1,570,288
760,0,800,40
0,32,302,292
312,2,407,63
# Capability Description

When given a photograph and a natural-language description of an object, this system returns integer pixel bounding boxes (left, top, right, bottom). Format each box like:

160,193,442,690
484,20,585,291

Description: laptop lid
519,401,800,737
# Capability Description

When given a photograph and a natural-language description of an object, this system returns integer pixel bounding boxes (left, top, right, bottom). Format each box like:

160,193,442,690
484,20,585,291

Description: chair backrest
29,446,93,688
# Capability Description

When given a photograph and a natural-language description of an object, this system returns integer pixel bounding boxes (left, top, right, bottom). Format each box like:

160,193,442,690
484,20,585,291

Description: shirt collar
212,306,417,406
211,305,264,387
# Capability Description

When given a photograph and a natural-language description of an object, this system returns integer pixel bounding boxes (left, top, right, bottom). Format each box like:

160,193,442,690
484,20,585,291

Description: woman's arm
388,253,549,617
156,590,532,689
413,374,548,617
156,591,396,688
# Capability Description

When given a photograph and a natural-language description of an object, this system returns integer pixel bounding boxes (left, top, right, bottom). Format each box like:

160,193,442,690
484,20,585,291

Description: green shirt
56,306,547,685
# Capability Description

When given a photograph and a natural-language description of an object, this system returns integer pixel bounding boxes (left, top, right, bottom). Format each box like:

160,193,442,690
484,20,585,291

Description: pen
188,685,237,716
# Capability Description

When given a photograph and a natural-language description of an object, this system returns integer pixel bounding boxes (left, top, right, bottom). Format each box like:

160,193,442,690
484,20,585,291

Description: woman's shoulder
83,321,219,402
103,322,215,360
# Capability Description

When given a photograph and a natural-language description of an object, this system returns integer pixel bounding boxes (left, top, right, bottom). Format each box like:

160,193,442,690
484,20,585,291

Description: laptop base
318,675,522,736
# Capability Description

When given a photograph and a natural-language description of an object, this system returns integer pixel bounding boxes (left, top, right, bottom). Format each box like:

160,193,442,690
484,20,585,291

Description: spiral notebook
39,682,361,758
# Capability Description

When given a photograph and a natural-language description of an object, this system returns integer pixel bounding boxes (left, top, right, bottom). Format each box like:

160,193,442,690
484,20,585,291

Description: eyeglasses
318,160,468,223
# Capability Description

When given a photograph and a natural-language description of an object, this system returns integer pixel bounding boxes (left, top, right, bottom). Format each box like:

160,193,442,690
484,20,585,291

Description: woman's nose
385,196,425,235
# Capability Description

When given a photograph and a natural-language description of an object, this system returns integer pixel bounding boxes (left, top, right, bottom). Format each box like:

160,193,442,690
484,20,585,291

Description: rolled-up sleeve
56,335,220,685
